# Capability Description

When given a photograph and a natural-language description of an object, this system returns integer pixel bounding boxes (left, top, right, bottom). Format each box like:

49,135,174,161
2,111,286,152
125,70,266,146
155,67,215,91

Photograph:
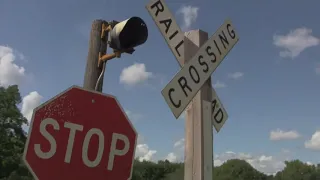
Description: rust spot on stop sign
43,94,76,123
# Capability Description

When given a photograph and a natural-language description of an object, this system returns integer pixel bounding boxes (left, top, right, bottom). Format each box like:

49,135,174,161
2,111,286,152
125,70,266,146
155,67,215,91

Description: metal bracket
98,50,135,68
98,23,112,68
100,23,111,39
97,20,135,68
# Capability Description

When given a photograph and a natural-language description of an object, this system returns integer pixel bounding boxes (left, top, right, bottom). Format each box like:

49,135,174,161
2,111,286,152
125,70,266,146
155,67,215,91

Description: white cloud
228,72,244,80
21,91,43,122
120,63,153,86
273,28,320,58
269,129,301,141
177,5,199,31
306,161,313,166
213,81,226,88
135,135,157,162
174,138,185,149
214,151,286,175
164,138,186,163
135,144,157,162
0,46,26,87
305,130,320,150
125,110,143,123
165,152,178,162
161,150,313,175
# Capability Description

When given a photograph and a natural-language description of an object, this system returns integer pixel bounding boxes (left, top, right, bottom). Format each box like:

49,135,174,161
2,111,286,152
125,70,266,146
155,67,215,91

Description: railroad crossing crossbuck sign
23,86,137,180
146,0,238,132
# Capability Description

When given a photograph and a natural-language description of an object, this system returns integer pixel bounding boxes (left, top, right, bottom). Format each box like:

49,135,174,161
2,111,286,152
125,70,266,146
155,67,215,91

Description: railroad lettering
159,19,172,33
169,30,178,40
150,0,164,17
175,40,184,57
213,40,221,55
189,66,200,84
161,19,238,119
198,55,209,73
227,23,236,39
214,109,224,123
147,0,184,59
168,88,181,108
206,46,216,63
178,76,192,97
218,31,229,49
212,99,223,123
212,99,217,113
158,17,183,57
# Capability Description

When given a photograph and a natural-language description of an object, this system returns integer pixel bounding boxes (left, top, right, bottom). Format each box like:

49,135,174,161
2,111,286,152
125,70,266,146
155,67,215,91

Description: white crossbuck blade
146,0,185,66
146,0,235,132
161,19,239,119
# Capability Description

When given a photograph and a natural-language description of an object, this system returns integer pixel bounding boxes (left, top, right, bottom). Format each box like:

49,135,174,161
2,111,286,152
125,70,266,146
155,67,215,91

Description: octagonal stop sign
23,86,137,180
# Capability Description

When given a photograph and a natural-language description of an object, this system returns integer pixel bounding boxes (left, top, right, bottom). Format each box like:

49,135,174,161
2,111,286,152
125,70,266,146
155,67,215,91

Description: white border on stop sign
161,19,239,119
22,85,137,180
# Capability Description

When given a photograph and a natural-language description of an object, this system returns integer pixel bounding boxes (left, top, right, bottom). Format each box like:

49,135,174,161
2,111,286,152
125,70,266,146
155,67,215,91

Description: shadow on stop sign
23,86,137,180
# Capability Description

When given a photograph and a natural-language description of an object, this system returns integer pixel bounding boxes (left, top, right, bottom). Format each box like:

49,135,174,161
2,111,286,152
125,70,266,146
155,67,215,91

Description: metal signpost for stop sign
23,86,137,180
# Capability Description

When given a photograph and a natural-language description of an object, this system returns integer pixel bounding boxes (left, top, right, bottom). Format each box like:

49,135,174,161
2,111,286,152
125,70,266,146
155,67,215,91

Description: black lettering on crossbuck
175,40,184,57
206,46,216,63
168,88,181,108
198,55,209,73
150,0,164,16
213,40,221,55
212,99,223,123
218,31,229,49
162,21,238,112
150,0,184,58
189,66,200,84
169,31,178,40
159,19,172,33
178,77,192,97
227,24,236,39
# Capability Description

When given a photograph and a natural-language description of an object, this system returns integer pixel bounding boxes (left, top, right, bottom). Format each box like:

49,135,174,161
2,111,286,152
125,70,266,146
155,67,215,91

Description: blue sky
1,0,320,175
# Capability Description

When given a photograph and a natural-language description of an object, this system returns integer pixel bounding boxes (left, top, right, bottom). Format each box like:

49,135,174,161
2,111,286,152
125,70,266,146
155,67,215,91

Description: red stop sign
23,86,137,180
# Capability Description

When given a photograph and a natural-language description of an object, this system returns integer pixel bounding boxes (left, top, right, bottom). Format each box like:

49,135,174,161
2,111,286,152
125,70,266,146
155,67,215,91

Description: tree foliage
0,85,319,180
0,85,31,179
274,160,320,180
213,159,269,180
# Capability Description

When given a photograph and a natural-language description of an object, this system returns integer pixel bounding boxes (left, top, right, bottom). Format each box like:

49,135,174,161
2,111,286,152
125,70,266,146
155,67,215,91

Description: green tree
131,158,182,180
0,85,31,179
1,84,319,180
213,159,269,180
163,166,184,180
132,159,167,180
274,160,320,180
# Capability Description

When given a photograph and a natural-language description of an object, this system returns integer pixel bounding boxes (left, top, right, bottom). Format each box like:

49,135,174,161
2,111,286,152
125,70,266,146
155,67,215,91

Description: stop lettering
23,86,137,180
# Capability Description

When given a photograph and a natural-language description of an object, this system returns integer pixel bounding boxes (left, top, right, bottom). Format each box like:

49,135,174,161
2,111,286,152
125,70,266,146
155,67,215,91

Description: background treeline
1,85,320,180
